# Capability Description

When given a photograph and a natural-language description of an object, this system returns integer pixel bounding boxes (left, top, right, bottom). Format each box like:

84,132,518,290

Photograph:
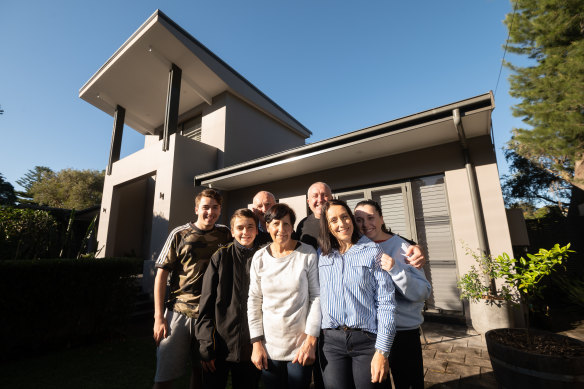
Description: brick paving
418,321,497,388
417,317,584,388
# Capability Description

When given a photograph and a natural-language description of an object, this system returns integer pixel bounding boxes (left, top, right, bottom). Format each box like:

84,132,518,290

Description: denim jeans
319,329,385,389
261,359,312,389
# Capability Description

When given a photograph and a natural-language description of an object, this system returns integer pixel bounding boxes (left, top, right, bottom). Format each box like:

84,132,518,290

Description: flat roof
80,10,311,138
196,92,495,190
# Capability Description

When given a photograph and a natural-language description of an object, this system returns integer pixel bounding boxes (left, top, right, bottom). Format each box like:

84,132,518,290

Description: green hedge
0,207,60,259
0,257,143,358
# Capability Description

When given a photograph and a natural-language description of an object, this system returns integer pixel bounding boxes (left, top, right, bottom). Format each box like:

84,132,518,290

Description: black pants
202,359,260,389
388,329,424,389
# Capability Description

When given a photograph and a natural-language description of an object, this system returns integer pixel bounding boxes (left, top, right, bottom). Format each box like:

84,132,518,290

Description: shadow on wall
142,213,169,296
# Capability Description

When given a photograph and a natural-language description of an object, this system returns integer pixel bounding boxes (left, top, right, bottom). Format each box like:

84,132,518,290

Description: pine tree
504,0,584,191
0,173,16,206
15,166,54,204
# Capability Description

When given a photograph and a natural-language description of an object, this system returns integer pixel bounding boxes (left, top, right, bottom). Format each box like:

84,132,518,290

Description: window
180,115,202,141
335,183,416,241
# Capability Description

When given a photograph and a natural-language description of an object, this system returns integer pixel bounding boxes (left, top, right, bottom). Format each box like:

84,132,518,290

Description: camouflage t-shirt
155,223,232,318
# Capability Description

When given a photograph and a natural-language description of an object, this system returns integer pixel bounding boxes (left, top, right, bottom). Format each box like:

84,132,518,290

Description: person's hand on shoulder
405,245,426,269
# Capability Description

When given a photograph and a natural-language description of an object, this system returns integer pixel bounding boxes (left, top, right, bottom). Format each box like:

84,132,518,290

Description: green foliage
0,173,17,206
29,168,105,209
0,257,143,357
457,247,514,304
15,166,53,204
497,244,573,302
458,244,573,310
531,205,564,219
502,149,570,210
0,207,59,259
504,0,584,190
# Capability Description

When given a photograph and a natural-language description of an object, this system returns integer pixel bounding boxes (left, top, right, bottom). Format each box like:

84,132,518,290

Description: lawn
1,321,190,389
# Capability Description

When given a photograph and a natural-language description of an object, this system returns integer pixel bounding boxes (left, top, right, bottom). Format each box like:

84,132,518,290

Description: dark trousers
312,343,325,389
319,329,386,389
388,329,424,389
202,359,260,389
261,359,313,389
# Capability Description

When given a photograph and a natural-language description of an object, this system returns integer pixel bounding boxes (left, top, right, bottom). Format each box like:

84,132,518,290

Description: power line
494,0,518,97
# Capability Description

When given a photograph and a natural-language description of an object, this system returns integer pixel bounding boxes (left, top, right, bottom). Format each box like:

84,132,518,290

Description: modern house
80,10,515,325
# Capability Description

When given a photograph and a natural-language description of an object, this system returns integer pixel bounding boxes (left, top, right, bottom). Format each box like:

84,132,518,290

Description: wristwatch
376,349,390,358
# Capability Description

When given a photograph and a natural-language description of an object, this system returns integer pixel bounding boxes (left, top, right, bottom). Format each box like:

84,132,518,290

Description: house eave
79,9,311,138
196,92,495,190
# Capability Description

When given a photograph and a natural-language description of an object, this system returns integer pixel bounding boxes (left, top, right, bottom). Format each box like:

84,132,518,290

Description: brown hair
265,203,296,226
318,199,361,255
354,199,392,234
195,188,222,208
230,208,258,229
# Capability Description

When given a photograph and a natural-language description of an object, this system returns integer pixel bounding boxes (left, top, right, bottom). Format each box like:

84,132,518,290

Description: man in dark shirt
295,182,331,250
251,190,276,245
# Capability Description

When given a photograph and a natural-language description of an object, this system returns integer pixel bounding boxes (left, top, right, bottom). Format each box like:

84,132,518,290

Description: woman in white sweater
248,203,321,389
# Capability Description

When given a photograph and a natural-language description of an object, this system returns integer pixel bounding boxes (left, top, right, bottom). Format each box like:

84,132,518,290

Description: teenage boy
153,189,232,389
196,208,262,389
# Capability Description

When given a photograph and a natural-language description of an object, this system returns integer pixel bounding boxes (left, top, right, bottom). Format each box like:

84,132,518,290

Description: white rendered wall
96,134,218,260
223,94,306,167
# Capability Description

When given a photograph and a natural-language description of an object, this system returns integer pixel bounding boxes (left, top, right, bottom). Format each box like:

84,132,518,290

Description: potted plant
458,243,584,388
457,245,519,334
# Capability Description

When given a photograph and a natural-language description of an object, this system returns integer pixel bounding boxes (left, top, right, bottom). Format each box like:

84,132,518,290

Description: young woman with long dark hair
317,199,396,389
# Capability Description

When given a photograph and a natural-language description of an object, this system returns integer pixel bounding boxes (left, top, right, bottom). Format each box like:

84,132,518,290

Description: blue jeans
319,329,385,389
261,359,312,389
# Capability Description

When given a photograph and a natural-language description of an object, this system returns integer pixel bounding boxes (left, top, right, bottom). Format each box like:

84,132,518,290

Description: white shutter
412,175,461,312
337,192,365,211
372,188,410,240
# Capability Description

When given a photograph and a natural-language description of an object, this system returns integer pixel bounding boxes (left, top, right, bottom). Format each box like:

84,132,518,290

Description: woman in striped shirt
354,200,431,389
317,199,397,389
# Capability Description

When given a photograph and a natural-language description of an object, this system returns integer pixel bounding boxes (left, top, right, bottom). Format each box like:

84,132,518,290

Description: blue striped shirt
319,236,396,352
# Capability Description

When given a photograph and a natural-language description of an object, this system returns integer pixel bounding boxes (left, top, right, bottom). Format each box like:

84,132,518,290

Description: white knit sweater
247,242,321,361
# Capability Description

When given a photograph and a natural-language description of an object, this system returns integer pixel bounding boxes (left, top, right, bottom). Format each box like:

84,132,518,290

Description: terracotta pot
485,328,584,388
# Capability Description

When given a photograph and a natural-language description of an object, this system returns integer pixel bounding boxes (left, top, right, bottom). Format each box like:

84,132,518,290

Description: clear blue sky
0,0,525,189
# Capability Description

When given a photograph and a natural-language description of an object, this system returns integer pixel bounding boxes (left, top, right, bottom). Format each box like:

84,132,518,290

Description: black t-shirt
294,213,321,250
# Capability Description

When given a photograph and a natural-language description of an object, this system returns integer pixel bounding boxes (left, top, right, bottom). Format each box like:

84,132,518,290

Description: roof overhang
79,10,311,138
196,92,495,190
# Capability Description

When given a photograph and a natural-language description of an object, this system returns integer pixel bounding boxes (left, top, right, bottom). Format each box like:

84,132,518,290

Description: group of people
152,182,431,389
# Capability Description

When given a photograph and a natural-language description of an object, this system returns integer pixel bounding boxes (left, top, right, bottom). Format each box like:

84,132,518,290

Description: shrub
458,243,574,332
0,207,59,259
0,257,143,358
